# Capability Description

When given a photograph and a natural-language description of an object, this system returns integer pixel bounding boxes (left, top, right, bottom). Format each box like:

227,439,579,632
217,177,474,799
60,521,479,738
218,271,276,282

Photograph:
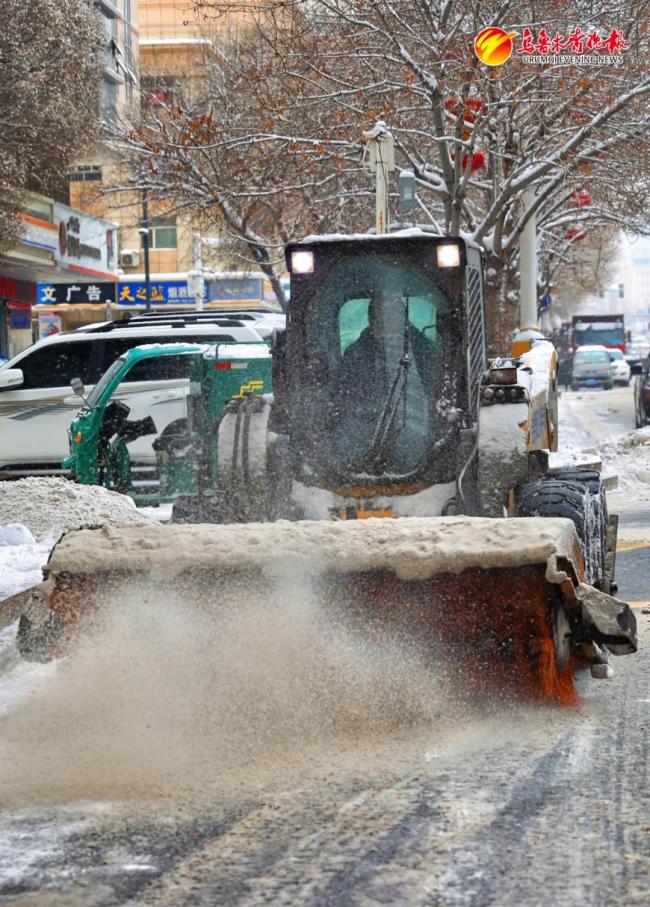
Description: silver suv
571,345,614,391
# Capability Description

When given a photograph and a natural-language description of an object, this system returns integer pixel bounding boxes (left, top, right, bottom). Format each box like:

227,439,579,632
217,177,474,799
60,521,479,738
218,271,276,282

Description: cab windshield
574,349,610,364
291,248,464,485
85,357,126,408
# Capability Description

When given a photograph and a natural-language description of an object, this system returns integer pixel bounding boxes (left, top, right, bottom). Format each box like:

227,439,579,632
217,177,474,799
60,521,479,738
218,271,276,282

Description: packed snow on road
0,389,648,905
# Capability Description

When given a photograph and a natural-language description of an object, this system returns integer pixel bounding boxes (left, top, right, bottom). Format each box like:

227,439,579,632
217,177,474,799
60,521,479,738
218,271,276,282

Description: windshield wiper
362,300,412,470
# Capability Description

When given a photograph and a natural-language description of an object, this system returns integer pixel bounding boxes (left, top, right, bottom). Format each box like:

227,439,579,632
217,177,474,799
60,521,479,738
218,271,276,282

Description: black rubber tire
152,418,190,453
171,493,203,524
552,605,572,671
604,382,613,391
549,469,607,588
571,383,579,391
171,490,232,524
517,477,602,586
16,613,65,662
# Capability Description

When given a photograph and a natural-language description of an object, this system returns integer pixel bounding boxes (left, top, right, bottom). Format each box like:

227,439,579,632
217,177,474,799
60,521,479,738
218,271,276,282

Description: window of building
150,218,177,250
68,165,103,183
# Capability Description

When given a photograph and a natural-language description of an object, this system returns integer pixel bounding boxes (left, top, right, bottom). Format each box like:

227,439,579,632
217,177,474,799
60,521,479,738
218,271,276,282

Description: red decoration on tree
569,191,591,208
566,226,586,241
443,97,484,123
450,151,486,172
470,151,485,170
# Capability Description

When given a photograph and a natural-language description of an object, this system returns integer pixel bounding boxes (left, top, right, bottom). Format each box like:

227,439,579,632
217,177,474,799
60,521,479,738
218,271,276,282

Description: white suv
607,348,631,387
0,313,270,478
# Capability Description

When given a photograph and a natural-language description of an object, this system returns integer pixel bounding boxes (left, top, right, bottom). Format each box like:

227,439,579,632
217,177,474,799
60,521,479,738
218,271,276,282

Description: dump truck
9,127,636,704
572,314,626,353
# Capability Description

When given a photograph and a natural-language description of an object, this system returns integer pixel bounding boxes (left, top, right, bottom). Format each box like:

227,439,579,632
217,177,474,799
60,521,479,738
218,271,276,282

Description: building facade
0,194,119,358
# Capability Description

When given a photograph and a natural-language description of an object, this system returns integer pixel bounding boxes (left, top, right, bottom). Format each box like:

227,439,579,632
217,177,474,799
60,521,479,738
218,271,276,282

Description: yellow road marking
617,541,650,552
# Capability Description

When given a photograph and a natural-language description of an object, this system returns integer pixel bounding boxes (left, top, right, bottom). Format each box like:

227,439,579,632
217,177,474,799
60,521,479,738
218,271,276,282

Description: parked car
75,307,286,341
0,314,266,478
607,348,631,387
570,345,613,391
634,353,650,427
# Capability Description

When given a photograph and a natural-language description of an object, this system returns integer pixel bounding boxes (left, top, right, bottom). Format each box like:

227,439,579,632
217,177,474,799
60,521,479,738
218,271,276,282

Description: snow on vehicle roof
574,344,609,352
297,228,482,251
575,321,623,330
213,343,271,359
121,342,209,356
3,323,263,355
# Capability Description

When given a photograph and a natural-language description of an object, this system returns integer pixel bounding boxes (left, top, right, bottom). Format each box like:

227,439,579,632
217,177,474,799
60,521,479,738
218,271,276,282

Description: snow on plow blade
11,517,636,703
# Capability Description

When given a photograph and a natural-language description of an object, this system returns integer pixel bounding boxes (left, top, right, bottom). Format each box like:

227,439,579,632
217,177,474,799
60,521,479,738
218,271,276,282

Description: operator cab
279,233,484,490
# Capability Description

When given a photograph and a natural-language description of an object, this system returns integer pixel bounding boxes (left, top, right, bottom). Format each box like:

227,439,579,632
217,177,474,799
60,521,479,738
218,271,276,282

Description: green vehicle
64,342,272,505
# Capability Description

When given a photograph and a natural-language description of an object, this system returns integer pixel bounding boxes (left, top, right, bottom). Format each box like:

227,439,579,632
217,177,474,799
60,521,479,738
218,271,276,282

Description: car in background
571,345,613,391
0,315,266,478
607,348,631,386
634,354,650,427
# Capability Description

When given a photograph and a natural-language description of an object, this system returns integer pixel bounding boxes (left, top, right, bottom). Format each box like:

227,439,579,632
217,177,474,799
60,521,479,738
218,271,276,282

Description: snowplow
8,126,637,703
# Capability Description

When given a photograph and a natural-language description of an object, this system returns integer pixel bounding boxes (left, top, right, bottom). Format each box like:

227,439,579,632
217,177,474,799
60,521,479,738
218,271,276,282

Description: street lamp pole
193,234,205,312
141,189,152,313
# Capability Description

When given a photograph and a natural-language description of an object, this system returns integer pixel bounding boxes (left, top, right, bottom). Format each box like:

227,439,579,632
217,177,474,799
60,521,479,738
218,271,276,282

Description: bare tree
122,0,650,344
0,0,104,253
115,25,370,308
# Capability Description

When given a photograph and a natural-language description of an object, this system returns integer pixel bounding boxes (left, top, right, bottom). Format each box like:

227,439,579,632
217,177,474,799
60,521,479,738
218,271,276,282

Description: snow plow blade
11,517,636,703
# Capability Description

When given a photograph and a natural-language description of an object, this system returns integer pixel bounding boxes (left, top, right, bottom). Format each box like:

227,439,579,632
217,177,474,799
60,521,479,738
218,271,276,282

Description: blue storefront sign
207,276,263,302
118,279,206,306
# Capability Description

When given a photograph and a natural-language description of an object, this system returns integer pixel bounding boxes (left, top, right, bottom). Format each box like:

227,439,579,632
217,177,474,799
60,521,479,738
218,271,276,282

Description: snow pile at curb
0,478,149,542
588,427,650,496
0,524,35,546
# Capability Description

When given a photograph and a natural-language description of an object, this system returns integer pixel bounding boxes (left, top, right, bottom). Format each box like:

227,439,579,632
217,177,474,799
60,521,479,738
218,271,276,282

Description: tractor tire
153,418,189,452
517,476,602,587
171,493,203,524
549,469,608,589
16,612,65,663
171,490,233,524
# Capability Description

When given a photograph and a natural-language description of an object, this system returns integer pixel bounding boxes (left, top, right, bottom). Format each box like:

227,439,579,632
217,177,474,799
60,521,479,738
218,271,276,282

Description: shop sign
208,276,263,302
53,203,118,278
8,302,32,330
118,279,207,305
36,282,116,305
38,312,63,338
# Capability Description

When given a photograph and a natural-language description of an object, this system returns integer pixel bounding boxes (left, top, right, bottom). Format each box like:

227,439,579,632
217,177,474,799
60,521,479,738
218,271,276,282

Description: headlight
291,249,314,274
436,243,461,268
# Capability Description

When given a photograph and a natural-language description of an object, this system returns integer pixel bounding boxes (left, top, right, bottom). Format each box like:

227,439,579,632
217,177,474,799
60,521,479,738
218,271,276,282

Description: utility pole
140,189,152,313
519,187,538,329
362,121,396,235
512,187,545,357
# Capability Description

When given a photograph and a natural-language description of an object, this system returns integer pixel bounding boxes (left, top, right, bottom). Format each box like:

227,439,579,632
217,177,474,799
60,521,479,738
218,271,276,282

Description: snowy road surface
1,385,649,906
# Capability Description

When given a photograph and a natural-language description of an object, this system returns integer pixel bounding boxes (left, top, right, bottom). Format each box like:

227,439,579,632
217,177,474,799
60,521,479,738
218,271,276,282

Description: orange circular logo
474,27,518,66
